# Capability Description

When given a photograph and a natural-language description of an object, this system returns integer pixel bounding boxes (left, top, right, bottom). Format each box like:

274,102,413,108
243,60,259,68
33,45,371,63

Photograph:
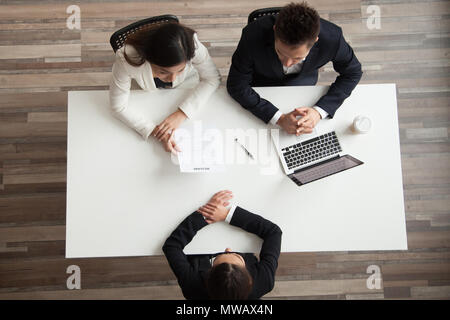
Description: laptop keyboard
282,131,342,170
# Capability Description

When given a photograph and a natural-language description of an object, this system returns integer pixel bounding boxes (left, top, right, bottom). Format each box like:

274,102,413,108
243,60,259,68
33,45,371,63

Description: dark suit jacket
162,206,282,300
226,15,363,123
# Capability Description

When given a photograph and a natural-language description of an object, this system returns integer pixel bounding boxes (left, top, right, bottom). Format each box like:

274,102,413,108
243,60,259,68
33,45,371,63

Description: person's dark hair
274,1,320,48
123,22,196,67
207,263,253,300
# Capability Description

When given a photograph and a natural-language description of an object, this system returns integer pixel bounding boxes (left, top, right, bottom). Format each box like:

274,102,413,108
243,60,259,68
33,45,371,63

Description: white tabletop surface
66,84,407,258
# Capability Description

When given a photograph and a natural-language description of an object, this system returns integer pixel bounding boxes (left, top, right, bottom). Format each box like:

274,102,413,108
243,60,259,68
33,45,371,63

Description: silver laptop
271,127,363,186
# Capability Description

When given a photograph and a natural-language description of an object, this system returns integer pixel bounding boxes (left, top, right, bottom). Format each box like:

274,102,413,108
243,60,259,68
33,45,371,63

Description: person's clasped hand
294,107,321,135
159,130,181,154
197,190,233,224
276,106,322,136
151,108,187,141
151,108,186,154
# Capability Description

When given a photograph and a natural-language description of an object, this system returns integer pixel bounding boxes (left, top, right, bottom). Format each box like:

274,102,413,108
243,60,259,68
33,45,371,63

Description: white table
66,84,407,258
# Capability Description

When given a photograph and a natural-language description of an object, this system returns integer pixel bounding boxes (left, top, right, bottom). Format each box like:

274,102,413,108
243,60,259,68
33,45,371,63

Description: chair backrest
247,7,281,25
110,14,179,52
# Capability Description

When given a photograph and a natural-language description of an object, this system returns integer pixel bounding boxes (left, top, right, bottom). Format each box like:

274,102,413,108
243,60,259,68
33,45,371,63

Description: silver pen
234,138,255,160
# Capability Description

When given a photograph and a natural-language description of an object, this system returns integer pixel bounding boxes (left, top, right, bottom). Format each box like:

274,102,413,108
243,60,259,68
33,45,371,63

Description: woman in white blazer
109,23,221,153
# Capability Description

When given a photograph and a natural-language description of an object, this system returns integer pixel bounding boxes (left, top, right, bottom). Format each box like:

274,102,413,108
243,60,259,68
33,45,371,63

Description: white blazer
109,33,221,140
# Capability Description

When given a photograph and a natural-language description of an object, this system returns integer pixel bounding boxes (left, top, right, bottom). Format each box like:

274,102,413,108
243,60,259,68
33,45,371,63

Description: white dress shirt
269,58,329,125
109,33,221,140
225,205,237,223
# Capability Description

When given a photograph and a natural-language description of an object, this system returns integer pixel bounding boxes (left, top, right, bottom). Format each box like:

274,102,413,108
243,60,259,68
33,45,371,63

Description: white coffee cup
352,115,371,133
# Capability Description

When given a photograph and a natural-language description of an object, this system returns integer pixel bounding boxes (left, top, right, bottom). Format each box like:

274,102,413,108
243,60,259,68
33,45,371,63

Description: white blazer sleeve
178,33,221,118
109,49,155,140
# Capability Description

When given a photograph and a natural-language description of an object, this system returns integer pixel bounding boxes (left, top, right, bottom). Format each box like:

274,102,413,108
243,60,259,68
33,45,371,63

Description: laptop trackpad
277,127,317,148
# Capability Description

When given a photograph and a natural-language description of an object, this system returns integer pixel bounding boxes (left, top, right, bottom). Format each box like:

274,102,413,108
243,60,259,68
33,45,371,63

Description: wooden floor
0,0,449,300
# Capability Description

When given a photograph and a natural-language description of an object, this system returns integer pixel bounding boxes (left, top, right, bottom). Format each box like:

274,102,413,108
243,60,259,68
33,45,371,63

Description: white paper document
174,124,226,173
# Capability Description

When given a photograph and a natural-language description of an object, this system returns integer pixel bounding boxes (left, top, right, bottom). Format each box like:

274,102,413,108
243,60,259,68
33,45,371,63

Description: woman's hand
159,130,181,154
198,190,233,224
151,109,187,141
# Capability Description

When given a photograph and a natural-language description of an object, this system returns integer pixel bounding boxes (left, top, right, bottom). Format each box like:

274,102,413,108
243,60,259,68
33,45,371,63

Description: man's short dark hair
274,1,320,47
206,263,253,300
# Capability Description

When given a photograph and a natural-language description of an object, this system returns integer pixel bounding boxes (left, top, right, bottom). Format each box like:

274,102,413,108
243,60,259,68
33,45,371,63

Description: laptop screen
288,155,363,185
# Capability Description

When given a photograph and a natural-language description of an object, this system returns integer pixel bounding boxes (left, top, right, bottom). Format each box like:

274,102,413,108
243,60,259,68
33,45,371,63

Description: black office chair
109,14,179,52
247,7,281,25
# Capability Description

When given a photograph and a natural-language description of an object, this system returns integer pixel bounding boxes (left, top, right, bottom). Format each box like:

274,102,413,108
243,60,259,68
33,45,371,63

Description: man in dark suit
162,190,282,300
227,2,363,136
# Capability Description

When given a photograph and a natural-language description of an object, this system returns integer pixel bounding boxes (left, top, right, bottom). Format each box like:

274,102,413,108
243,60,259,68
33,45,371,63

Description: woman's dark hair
274,1,320,48
206,263,253,300
123,22,196,67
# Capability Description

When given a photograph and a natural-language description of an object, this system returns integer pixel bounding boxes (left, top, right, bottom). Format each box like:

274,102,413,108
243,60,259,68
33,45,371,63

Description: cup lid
355,117,371,132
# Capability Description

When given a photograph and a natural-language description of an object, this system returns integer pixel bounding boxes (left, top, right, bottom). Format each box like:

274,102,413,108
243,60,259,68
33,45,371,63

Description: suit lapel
263,23,284,80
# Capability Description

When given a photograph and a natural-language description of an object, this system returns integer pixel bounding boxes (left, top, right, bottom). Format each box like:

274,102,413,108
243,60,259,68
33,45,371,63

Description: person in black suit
227,2,363,136
162,190,282,300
